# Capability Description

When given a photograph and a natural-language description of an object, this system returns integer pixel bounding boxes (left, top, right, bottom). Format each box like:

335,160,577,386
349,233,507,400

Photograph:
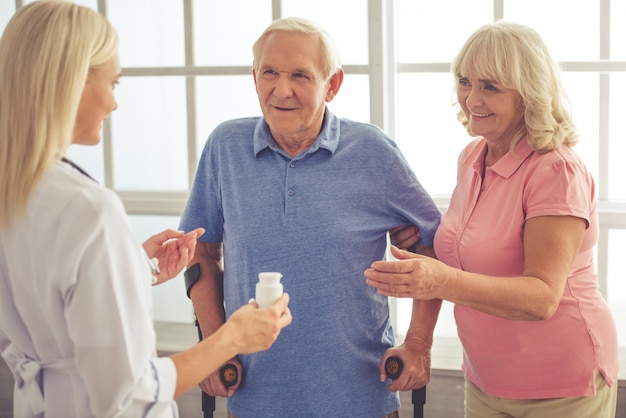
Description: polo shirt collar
468,137,534,179
253,107,340,157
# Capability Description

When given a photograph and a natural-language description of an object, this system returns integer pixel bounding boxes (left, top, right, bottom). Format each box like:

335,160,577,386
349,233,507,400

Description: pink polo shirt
434,137,619,399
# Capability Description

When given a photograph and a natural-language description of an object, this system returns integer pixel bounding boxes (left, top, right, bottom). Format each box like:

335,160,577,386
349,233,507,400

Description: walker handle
385,355,427,418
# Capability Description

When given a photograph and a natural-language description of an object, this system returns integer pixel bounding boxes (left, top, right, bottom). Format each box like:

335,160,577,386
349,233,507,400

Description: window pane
611,0,626,60
608,230,626,351
397,73,467,196
503,0,599,61
282,0,368,65
397,0,492,63
111,77,188,191
195,75,261,160
609,74,626,200
0,2,15,33
396,298,458,338
561,72,599,184
107,0,184,67
327,74,370,123
128,215,193,323
193,0,271,66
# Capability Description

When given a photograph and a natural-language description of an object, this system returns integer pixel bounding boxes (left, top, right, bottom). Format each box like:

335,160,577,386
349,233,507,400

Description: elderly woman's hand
365,245,450,299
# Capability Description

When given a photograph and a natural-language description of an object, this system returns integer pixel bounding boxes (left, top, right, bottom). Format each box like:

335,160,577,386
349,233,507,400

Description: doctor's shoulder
51,162,128,231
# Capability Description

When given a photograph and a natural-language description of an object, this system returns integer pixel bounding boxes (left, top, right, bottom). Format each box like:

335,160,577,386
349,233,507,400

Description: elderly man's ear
325,69,344,102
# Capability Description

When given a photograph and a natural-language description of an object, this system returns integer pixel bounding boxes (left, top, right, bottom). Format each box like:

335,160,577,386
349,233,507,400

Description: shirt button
287,189,294,196
290,162,295,167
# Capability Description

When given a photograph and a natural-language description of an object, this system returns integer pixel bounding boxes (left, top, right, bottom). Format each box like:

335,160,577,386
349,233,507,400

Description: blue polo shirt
180,109,441,417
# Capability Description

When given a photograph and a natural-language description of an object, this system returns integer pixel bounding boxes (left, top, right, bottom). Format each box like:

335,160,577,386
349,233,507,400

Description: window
5,0,624,378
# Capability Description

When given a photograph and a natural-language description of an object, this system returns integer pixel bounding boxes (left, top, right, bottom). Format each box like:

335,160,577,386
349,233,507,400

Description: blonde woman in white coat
0,2,292,417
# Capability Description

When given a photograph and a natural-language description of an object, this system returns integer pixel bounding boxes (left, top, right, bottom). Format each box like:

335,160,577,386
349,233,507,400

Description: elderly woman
366,21,618,418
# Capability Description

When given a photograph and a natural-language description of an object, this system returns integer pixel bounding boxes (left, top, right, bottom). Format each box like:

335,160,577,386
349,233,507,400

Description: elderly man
179,17,441,417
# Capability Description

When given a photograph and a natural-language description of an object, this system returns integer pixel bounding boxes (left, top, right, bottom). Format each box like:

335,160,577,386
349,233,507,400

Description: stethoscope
61,156,96,181
61,157,160,283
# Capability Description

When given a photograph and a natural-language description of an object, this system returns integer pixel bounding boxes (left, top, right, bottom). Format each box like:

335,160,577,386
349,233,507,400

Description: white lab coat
0,160,179,417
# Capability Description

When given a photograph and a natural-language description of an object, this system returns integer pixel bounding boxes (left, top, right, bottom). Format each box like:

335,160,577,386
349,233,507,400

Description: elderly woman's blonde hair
0,0,118,227
252,17,342,80
451,20,578,152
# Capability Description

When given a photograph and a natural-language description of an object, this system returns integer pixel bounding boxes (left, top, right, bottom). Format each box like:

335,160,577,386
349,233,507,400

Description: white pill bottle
255,272,283,308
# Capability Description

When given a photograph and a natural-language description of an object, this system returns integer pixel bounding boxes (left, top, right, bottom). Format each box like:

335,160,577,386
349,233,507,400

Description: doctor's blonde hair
0,0,118,227
452,21,578,152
